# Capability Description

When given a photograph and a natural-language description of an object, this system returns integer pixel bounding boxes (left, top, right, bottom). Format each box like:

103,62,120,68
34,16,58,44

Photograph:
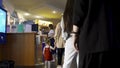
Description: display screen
0,7,7,33
32,24,38,32
0,7,7,44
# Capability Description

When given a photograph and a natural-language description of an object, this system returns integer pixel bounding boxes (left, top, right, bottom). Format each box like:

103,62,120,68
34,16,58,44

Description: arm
43,47,45,55
71,25,79,51
40,34,47,37
50,46,56,50
71,0,88,50
60,17,68,40
48,30,55,38
60,17,64,32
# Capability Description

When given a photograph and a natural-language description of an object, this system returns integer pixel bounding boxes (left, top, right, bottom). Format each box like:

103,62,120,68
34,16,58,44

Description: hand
71,34,79,51
72,25,79,51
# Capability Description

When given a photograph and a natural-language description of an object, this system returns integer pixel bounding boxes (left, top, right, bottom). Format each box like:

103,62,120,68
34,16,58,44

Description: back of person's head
55,23,62,38
55,22,65,47
46,39,50,45
39,29,42,31
49,24,54,29
63,0,75,34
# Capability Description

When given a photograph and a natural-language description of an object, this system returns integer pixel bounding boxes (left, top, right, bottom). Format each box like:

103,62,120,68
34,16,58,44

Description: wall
17,12,26,23
3,0,26,25
2,0,14,25
3,0,14,14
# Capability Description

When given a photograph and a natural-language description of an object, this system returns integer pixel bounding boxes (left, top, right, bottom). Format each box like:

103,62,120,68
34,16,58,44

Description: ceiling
7,0,67,24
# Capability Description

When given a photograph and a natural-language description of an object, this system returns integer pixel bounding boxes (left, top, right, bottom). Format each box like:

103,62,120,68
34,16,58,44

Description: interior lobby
0,0,67,68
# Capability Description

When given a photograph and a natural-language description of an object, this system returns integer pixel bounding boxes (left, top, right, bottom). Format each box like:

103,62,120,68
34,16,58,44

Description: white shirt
60,17,68,40
48,29,54,37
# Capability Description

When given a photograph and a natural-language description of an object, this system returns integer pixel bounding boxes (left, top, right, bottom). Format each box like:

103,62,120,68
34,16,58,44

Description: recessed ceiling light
24,13,30,16
35,16,43,18
52,11,56,14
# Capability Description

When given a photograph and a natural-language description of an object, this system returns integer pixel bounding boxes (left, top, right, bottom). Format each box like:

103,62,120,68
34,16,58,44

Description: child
43,39,56,68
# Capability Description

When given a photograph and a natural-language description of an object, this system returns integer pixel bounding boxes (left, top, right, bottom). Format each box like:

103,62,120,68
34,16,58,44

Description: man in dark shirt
64,0,120,68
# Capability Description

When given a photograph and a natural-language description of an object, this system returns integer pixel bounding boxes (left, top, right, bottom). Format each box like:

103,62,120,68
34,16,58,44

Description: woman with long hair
62,0,79,68
54,23,65,68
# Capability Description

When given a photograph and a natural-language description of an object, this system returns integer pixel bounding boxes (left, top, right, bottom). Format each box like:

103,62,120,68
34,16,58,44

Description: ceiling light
24,13,30,16
52,11,56,14
38,20,53,27
35,16,43,18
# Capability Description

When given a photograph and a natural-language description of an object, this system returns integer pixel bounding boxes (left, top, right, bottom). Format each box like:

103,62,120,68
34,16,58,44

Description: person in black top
63,0,79,68
63,0,120,68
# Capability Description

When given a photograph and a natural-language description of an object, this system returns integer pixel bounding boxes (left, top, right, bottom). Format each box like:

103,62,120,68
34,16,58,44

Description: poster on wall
24,24,32,32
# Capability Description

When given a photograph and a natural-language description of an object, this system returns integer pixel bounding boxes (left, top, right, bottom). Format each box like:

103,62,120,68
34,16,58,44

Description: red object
44,47,53,61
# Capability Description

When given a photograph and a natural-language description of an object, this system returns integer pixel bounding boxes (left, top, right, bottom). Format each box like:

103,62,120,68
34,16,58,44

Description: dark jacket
72,0,120,54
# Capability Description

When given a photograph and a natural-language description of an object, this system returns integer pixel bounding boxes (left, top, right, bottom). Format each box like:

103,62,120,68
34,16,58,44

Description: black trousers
57,48,64,65
49,38,55,54
79,49,120,68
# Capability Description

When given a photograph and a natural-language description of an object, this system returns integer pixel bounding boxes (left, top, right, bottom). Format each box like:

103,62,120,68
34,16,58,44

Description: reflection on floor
33,44,58,68
15,62,57,68
36,62,57,68
32,43,63,68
